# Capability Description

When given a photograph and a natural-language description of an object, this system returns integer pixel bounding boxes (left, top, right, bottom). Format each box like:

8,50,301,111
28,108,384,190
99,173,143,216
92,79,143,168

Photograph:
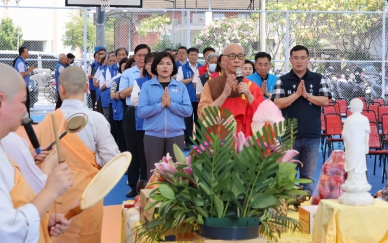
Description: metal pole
83,8,88,73
186,10,190,47
208,0,211,10
260,0,266,51
285,11,290,72
382,11,386,99
96,7,106,47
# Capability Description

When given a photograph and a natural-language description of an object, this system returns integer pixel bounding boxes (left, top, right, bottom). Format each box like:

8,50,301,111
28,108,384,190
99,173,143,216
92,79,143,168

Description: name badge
171,88,181,93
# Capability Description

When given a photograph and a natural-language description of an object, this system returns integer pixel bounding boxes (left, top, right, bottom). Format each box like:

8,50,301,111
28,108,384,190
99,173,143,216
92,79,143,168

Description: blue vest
112,76,124,121
135,76,151,130
14,57,29,86
176,60,186,68
107,63,120,104
100,65,111,108
181,62,202,102
89,61,99,91
55,62,66,91
246,72,278,99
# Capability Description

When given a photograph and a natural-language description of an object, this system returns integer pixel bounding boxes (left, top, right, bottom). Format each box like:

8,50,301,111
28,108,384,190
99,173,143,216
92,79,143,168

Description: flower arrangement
135,102,311,242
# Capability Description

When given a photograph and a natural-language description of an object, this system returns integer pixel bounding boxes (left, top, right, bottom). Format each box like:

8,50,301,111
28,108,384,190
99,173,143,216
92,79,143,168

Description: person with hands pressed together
198,43,265,137
272,45,331,193
246,52,278,100
0,63,73,242
137,52,192,179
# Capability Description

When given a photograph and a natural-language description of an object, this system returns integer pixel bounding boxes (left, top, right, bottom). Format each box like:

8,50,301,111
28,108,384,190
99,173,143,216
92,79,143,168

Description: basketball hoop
100,0,112,11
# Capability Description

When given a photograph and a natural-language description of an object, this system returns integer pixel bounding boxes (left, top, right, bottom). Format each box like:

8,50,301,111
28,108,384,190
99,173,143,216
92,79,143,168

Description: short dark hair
187,47,199,55
151,52,178,77
177,46,187,52
244,60,255,70
119,57,128,74
18,46,27,56
171,50,177,53
164,48,171,52
115,47,129,56
93,52,98,58
67,53,75,59
134,44,151,54
100,56,106,65
290,45,310,57
124,57,136,70
142,52,157,77
215,54,223,73
254,52,271,62
202,47,215,56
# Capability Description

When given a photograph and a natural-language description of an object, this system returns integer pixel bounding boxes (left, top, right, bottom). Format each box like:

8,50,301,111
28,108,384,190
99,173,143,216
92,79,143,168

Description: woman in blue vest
100,53,116,120
110,57,128,152
130,52,156,182
137,52,192,179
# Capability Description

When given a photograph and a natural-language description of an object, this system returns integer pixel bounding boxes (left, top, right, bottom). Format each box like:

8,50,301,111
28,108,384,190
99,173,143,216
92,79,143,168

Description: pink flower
278,150,303,166
251,100,285,135
234,131,251,153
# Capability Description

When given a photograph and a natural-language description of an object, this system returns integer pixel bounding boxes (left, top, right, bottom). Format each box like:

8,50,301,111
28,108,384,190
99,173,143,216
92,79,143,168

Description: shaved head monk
198,43,265,136
35,66,120,243
0,63,73,242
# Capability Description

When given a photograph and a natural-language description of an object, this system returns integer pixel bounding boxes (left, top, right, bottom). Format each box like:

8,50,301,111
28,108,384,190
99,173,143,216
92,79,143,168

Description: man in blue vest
176,47,202,150
87,52,99,110
176,46,188,68
13,46,37,124
54,53,68,110
273,45,331,193
246,52,278,100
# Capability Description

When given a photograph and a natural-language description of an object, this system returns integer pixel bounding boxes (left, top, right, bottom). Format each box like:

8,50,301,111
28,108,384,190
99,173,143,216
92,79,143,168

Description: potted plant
135,101,311,242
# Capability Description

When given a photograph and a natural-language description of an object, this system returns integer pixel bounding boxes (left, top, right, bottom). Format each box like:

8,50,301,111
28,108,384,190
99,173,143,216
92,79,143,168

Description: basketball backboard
65,0,142,8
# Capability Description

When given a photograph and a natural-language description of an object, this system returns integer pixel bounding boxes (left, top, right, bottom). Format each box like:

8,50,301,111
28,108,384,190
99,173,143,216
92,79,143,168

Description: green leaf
144,200,160,211
159,184,175,200
173,144,187,163
250,195,279,209
213,194,224,218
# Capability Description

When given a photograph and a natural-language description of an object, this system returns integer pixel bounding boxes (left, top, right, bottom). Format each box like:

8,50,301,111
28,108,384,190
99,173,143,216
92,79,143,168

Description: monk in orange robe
198,44,265,137
36,67,120,243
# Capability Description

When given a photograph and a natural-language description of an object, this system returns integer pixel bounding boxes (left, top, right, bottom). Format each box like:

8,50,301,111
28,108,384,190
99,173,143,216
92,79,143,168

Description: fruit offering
311,150,347,205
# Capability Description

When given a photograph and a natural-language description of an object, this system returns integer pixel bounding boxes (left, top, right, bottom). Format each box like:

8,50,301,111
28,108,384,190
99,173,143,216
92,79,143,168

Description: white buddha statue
338,98,375,206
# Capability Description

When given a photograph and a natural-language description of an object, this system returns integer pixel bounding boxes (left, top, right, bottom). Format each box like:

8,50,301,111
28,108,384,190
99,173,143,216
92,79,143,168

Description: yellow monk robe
36,109,103,243
198,74,265,137
9,156,51,243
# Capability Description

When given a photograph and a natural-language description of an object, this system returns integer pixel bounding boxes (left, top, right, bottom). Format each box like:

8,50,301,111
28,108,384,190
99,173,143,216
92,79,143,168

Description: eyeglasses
291,56,309,61
225,54,246,60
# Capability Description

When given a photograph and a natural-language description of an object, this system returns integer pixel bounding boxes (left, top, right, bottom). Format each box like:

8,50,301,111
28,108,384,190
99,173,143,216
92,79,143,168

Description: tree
138,14,172,37
0,18,23,50
263,0,385,68
105,18,115,51
193,17,260,55
62,11,96,52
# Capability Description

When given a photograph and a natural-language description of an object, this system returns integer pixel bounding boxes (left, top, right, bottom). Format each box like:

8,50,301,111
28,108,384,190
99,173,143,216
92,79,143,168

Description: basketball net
100,0,111,11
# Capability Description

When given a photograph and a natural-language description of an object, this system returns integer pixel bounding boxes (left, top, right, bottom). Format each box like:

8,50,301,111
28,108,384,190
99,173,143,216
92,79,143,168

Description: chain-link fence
0,5,387,106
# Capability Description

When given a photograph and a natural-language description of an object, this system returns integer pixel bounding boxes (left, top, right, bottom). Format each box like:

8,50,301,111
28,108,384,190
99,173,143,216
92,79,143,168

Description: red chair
374,99,385,106
336,99,347,116
378,106,388,123
368,104,380,121
323,105,338,115
323,113,343,161
362,110,377,123
368,122,388,182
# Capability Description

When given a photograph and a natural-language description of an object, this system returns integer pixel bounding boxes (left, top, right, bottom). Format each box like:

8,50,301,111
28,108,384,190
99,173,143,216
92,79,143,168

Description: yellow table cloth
313,199,388,243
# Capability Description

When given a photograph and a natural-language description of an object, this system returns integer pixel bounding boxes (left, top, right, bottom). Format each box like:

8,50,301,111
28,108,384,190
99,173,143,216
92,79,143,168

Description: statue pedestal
339,182,375,206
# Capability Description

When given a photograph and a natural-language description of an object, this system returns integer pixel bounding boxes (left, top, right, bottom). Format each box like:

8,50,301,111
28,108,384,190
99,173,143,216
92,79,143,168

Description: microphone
235,68,246,100
21,112,41,154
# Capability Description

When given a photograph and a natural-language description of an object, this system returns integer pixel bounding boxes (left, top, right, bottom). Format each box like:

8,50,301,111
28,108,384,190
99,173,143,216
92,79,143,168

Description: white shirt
59,99,120,166
176,63,198,82
87,65,93,76
1,133,47,194
102,63,119,89
131,80,141,107
58,66,65,74
196,73,204,95
94,66,103,83
192,69,200,84
0,145,41,243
